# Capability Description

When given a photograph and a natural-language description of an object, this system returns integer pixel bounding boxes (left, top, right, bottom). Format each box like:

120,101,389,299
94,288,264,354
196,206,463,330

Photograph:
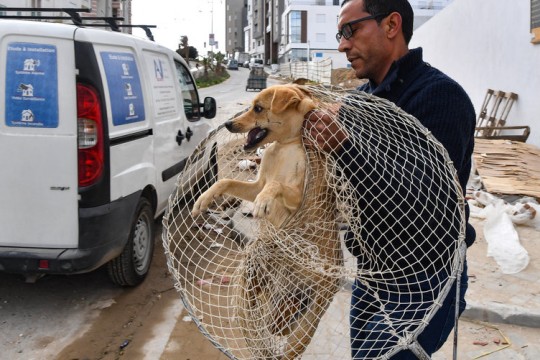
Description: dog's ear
270,87,301,114
293,86,316,114
270,86,316,115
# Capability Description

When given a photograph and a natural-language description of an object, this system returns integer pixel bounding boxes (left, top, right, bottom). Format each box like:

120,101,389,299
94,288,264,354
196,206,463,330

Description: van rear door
0,22,79,248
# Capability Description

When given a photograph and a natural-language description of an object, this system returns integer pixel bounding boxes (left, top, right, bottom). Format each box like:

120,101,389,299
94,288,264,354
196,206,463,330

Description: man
305,0,476,358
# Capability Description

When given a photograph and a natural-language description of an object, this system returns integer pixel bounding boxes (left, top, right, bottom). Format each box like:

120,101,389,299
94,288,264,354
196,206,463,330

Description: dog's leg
280,278,340,360
253,181,303,219
192,179,262,216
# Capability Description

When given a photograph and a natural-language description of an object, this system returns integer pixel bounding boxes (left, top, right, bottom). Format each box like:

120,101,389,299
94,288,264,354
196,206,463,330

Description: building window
316,33,326,42
316,14,326,23
290,11,302,43
333,0,340,5
532,0,540,43
291,48,309,62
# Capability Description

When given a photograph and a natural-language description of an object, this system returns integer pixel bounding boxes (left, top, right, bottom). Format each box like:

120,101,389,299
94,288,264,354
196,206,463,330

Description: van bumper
0,191,141,275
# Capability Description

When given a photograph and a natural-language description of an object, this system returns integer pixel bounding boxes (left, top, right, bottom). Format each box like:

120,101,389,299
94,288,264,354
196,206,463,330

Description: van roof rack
0,7,156,41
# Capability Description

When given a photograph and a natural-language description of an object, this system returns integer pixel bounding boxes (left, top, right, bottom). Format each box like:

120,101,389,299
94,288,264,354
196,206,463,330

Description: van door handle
186,127,193,141
176,130,185,145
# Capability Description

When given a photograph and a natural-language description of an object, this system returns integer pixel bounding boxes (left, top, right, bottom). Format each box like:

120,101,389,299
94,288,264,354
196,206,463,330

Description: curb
463,300,540,328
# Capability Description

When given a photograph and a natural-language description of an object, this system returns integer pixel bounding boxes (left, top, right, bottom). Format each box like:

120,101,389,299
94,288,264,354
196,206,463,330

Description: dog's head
225,84,316,150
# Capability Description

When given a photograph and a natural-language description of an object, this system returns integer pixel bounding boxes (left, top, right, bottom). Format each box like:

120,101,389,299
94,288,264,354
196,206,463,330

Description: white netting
162,85,466,359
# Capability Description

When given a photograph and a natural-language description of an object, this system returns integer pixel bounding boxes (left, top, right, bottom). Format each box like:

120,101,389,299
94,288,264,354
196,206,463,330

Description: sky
131,0,226,56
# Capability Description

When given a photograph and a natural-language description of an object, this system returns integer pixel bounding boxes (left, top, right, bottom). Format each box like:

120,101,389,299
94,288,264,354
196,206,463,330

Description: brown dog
192,84,342,359
192,84,315,227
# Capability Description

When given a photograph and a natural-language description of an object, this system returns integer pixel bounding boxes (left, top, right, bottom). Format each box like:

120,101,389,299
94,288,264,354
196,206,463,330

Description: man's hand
303,105,348,153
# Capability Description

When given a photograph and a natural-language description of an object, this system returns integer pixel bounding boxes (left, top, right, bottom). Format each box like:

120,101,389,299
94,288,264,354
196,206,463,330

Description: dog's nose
224,121,233,130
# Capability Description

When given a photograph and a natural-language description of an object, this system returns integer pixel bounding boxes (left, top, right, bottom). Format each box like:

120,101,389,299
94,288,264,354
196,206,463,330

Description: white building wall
279,3,340,64
410,0,540,148
306,5,339,54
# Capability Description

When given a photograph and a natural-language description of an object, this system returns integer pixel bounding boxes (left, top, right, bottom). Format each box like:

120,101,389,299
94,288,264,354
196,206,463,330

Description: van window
101,51,146,125
175,62,200,121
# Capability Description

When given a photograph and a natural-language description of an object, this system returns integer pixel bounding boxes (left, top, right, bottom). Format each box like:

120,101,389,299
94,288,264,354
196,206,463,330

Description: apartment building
242,0,269,63
225,0,247,55
0,0,132,32
227,0,454,67
235,0,339,66
279,0,341,65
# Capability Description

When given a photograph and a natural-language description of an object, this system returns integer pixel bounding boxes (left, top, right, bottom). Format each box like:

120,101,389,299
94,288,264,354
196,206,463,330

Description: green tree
188,46,199,60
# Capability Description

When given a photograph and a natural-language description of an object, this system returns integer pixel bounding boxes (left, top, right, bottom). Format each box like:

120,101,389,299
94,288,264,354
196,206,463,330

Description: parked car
249,58,264,69
235,52,250,67
243,60,250,68
227,59,239,70
0,15,217,286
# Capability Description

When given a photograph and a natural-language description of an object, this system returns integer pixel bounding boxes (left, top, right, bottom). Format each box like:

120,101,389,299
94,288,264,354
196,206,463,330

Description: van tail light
77,83,104,187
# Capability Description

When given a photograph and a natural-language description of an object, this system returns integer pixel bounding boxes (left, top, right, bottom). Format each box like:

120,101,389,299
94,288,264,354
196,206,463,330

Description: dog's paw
191,191,216,217
253,193,275,218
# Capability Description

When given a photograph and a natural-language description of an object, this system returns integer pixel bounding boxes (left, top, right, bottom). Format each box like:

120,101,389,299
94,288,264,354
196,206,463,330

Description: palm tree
177,35,190,60
214,52,225,74
200,56,211,77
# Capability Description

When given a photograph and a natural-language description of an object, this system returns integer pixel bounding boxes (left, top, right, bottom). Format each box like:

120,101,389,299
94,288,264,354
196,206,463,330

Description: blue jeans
350,261,468,359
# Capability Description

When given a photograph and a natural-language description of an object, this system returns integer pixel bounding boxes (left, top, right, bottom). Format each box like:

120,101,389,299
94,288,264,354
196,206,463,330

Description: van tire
107,197,155,286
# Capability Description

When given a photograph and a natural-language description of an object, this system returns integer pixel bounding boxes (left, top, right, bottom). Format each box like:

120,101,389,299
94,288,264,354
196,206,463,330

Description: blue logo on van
101,52,146,126
5,42,59,128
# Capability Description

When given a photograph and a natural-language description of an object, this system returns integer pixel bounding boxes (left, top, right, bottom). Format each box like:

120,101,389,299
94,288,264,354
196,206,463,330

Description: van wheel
107,197,155,286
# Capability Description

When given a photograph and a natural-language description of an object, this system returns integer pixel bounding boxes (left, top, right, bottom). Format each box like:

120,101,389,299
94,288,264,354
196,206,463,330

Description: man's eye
253,105,263,113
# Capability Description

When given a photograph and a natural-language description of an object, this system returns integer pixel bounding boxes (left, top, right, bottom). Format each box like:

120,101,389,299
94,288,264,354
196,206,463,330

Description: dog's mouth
244,127,268,150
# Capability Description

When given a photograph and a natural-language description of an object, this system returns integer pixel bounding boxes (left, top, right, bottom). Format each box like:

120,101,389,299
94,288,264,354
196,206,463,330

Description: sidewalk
300,216,540,359
438,216,540,359
463,217,540,328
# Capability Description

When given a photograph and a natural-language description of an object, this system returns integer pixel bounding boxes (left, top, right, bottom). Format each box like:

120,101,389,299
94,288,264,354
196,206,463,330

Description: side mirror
202,97,216,119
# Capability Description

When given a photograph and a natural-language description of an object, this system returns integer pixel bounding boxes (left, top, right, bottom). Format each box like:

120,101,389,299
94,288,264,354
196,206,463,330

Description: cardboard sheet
473,139,540,199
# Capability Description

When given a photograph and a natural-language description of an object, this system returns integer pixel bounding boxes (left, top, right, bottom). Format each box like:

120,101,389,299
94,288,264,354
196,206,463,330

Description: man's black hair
341,0,414,44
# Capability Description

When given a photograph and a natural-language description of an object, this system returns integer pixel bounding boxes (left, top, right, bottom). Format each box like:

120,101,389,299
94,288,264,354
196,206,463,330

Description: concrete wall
410,0,540,147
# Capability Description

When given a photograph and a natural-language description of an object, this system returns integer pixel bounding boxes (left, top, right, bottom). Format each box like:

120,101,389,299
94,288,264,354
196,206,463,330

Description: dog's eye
253,105,263,113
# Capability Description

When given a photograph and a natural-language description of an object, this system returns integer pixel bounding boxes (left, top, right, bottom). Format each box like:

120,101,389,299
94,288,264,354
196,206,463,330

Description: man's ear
270,88,302,113
385,12,402,39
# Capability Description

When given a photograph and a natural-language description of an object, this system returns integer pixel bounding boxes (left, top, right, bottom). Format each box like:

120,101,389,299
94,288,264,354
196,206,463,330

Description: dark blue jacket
358,47,475,195
340,47,476,272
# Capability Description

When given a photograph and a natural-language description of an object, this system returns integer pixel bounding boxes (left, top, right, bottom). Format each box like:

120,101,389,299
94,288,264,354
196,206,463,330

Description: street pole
210,0,214,53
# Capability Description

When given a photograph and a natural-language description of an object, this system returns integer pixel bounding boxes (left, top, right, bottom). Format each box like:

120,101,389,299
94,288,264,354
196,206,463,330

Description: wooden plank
473,139,540,199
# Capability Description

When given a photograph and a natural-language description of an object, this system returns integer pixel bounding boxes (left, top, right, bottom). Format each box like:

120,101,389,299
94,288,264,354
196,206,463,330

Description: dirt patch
55,237,178,360
331,68,367,89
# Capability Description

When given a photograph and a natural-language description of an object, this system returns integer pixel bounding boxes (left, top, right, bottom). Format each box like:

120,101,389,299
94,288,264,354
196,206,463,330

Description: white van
0,18,217,285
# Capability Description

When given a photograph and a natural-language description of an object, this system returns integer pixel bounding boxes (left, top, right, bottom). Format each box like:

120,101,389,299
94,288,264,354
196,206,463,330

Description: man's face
337,0,392,83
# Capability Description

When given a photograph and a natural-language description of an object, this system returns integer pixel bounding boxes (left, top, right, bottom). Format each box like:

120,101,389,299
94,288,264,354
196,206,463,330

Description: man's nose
337,37,350,52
